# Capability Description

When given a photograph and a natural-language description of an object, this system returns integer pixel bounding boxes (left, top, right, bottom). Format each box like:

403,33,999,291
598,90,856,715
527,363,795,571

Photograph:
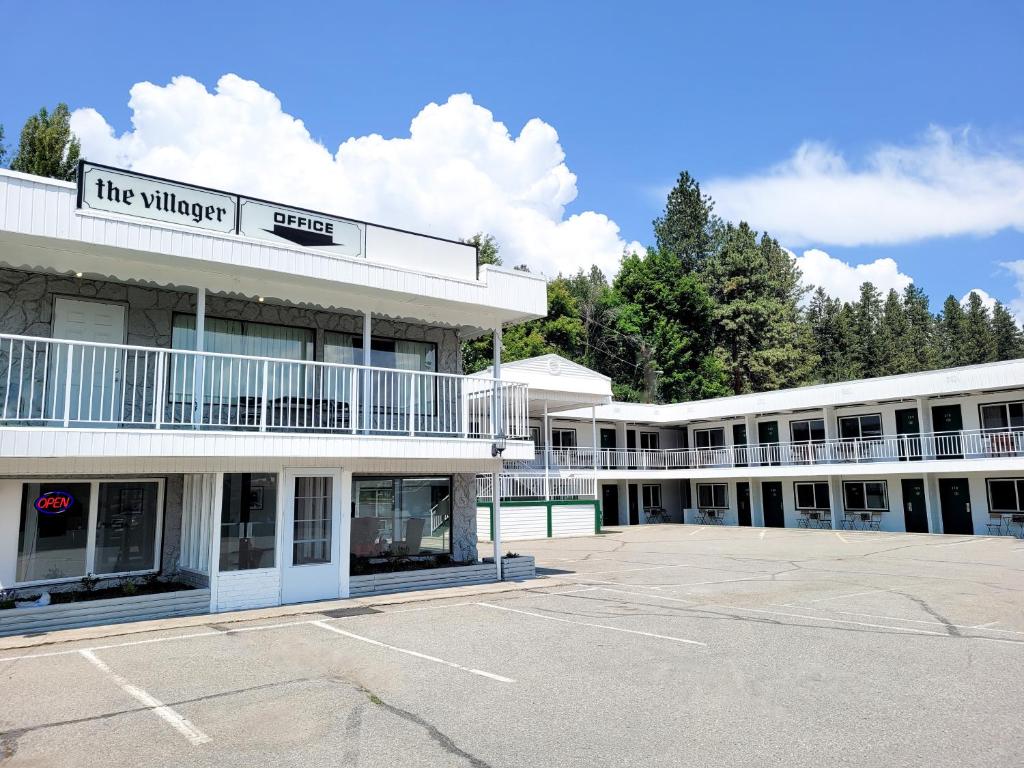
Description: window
986,479,1024,512
352,476,451,555
640,432,660,450
694,428,725,448
794,481,830,510
17,479,163,585
843,480,888,511
697,483,728,509
220,473,278,571
642,484,662,508
839,414,883,441
323,332,437,372
791,418,825,444
551,429,577,448
171,315,314,401
980,402,1024,432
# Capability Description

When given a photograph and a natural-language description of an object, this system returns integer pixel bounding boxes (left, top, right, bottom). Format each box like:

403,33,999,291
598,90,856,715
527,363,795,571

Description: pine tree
651,171,721,273
806,287,857,382
901,284,939,372
703,223,816,394
878,289,911,375
0,124,6,166
991,302,1024,361
936,295,968,367
850,282,884,378
960,292,997,364
10,104,81,181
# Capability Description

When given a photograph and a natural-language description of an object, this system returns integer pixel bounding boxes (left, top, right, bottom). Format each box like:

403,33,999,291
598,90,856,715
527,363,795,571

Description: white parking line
311,620,515,683
79,649,211,745
933,537,992,547
569,563,698,577
759,530,767,540
782,586,902,606
477,602,707,646
718,606,947,637
688,527,704,536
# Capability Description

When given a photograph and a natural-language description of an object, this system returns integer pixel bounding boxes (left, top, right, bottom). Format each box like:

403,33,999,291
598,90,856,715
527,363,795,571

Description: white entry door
282,469,342,604
52,298,126,423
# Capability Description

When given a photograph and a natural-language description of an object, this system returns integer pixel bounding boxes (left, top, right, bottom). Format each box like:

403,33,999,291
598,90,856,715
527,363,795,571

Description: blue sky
3,1,1023,311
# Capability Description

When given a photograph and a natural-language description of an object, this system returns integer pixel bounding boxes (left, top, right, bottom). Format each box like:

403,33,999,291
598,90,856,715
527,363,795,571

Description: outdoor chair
351,517,384,556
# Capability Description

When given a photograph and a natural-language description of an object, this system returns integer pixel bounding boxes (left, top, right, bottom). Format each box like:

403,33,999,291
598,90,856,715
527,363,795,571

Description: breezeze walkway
2,525,1022,767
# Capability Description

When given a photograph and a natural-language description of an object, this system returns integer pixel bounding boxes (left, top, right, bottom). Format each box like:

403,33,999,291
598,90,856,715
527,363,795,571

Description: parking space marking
567,563,698,577
311,620,515,683
933,536,992,547
688,527,705,536
79,649,211,745
759,530,767,540
477,602,707,646
717,606,947,637
780,586,902,606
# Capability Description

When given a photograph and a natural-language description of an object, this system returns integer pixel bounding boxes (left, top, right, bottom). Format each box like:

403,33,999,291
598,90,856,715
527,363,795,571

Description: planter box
0,589,211,638
349,556,536,597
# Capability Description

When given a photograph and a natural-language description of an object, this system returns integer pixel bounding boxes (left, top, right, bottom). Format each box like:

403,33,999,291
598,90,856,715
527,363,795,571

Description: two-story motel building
0,162,544,627
479,353,1024,542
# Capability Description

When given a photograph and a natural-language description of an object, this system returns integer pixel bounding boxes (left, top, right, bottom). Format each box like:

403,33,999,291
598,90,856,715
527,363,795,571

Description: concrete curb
0,574,573,652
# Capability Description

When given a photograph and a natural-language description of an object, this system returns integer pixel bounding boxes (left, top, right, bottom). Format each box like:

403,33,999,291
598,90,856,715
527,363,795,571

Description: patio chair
987,514,1007,536
351,516,383,557
394,517,425,555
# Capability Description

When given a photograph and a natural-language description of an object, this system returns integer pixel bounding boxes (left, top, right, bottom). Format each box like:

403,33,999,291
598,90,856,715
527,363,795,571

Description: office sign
239,199,364,257
79,162,237,234
34,490,75,515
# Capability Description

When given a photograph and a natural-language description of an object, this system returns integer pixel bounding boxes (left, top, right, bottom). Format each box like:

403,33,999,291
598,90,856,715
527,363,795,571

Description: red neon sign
34,491,75,515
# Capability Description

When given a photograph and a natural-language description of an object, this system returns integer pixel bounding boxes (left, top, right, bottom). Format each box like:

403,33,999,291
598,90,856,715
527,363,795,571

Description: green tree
961,291,997,364
463,232,501,267
612,247,728,402
849,282,884,378
901,284,939,372
0,124,6,166
936,295,968,367
10,103,81,181
878,289,911,375
652,171,721,272
806,287,857,382
703,223,815,394
991,302,1024,361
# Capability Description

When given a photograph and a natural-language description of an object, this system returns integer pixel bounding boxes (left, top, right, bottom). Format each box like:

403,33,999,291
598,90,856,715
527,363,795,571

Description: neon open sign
34,490,75,515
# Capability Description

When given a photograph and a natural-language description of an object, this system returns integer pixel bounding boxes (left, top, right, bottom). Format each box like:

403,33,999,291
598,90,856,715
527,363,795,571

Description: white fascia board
0,172,546,330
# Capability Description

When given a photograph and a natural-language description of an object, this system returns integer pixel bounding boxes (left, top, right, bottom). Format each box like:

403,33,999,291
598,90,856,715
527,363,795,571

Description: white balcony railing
0,333,529,440
507,430,1024,472
476,473,597,500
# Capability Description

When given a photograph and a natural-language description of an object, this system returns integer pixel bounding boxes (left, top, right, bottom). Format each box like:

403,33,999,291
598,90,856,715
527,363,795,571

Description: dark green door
600,429,616,449
601,484,620,527
938,477,973,534
758,421,781,465
762,481,785,527
901,478,928,533
737,482,752,526
895,408,922,461
733,423,748,467
932,405,963,459
626,430,637,450
628,483,640,525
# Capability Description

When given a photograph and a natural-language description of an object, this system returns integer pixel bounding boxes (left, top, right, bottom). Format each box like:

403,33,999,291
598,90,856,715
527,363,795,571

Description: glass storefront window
352,476,451,557
94,482,160,575
17,482,92,582
220,473,278,571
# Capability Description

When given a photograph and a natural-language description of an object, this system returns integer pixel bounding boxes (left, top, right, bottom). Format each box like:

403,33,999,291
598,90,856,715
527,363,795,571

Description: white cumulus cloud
70,74,642,279
793,249,913,303
960,288,998,312
706,127,1024,247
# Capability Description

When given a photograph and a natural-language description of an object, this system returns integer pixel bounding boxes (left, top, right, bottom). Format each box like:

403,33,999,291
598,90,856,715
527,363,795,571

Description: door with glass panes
282,469,343,603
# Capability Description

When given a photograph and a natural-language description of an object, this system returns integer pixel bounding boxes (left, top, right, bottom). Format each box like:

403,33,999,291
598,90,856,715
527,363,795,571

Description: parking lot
2,525,1023,767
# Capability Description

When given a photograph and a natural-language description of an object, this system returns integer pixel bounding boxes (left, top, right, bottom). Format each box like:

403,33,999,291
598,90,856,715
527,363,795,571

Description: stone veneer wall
0,268,462,374
451,473,479,562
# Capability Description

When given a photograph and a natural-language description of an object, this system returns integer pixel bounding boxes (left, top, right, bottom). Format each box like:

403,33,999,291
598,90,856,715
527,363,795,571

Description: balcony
507,431,1024,472
0,333,529,440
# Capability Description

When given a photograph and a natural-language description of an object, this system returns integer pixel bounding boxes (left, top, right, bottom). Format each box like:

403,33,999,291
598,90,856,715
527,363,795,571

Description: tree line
0,102,81,180
464,172,1024,402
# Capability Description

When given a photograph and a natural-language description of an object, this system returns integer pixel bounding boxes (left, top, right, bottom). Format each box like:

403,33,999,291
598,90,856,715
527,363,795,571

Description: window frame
985,478,1024,513
323,330,439,372
979,400,1024,433
838,413,884,442
351,474,454,556
842,480,889,512
550,428,577,449
696,482,728,510
789,418,826,444
693,427,726,449
642,483,662,509
793,481,831,511
640,431,661,450
15,477,165,588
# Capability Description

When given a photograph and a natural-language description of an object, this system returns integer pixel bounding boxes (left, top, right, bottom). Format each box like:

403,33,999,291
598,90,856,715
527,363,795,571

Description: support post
591,406,598,476
492,324,504,581
192,287,206,427
362,310,372,434
543,400,550,501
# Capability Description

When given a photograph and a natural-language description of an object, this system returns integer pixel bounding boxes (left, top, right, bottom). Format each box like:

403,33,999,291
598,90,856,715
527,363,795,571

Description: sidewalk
0,573,567,652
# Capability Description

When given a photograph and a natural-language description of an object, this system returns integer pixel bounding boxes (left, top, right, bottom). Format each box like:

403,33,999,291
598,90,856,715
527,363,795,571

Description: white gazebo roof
477,354,613,415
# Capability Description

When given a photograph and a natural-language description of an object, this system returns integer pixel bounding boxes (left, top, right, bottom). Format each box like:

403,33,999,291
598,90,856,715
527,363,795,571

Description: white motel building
2,162,1024,635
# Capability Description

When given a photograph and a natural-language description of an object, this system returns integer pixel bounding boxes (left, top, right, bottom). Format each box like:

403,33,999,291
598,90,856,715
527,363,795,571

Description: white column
543,400,551,501
823,407,840,528
617,479,629,526
192,287,206,428
361,310,372,433
749,478,764,527
492,325,503,581
917,397,933,459
745,414,758,466
828,476,842,530
924,474,939,534
591,406,598,474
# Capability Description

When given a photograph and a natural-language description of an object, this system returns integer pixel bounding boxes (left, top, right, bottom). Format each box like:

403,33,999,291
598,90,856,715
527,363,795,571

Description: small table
697,509,725,525
842,512,881,531
798,511,832,529
644,506,669,524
